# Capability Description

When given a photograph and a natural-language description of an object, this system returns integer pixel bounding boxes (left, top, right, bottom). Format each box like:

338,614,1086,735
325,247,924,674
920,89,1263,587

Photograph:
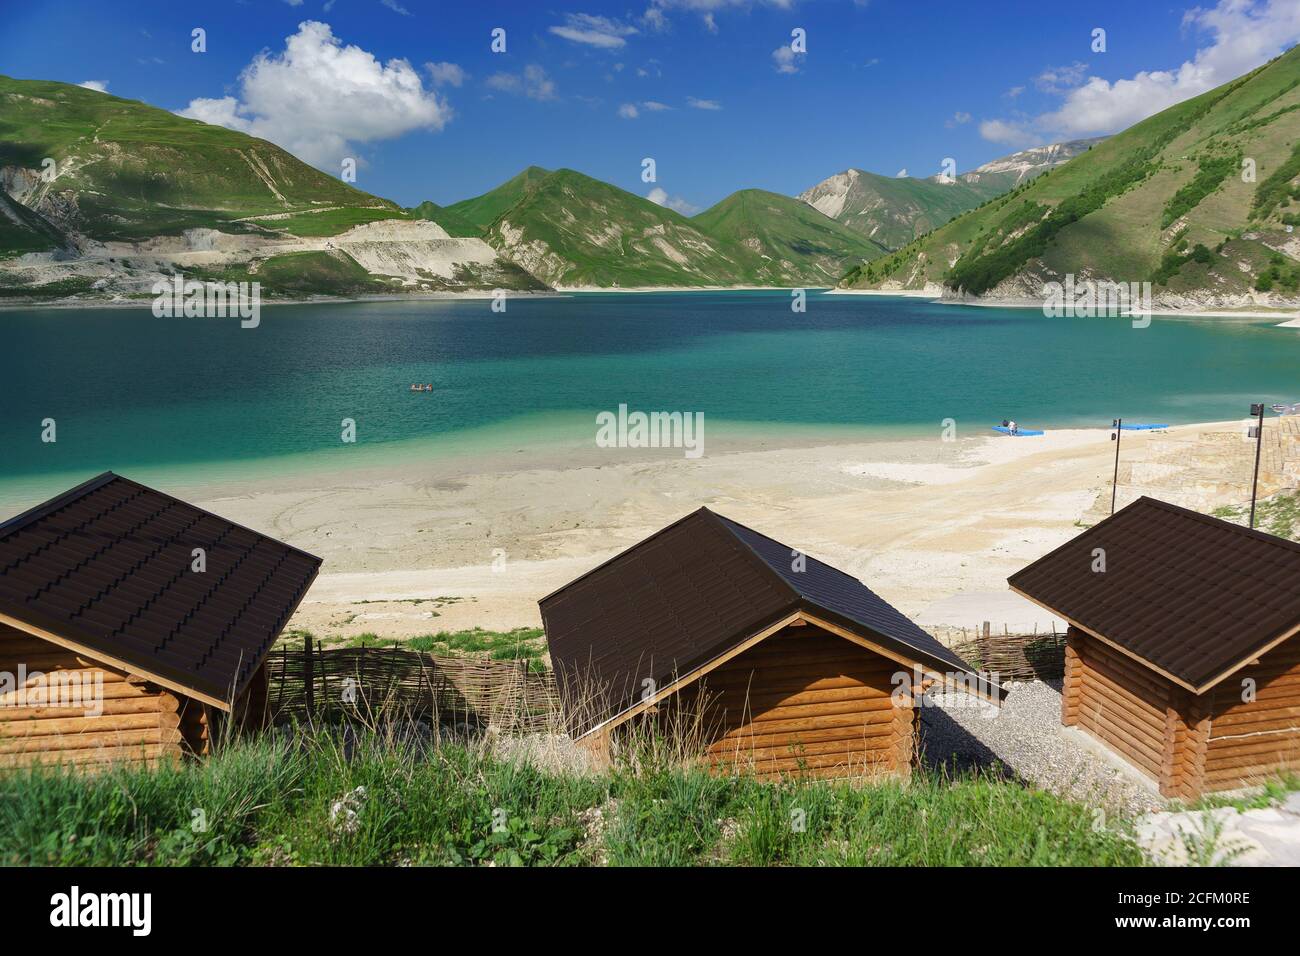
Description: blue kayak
1117,423,1169,431
992,425,1044,437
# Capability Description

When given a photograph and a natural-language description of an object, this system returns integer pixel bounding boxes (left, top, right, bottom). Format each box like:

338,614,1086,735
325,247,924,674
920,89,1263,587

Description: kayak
1117,423,1169,431
992,426,1044,437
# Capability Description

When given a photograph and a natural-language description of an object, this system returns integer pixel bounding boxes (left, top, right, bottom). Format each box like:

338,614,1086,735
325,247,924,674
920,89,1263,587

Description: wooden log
710,721,895,752
701,683,895,712
0,743,175,768
1079,674,1166,743
709,736,893,764
713,709,895,737
0,695,177,722
1079,681,1166,751
0,711,180,738
0,727,183,755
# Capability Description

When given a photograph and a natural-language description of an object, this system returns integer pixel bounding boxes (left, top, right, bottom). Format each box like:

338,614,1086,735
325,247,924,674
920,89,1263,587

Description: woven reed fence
946,626,1066,682
266,638,560,733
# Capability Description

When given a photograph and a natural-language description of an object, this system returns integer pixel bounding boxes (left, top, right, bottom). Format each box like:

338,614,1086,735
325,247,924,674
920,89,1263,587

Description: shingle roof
1008,496,1300,692
0,472,321,708
540,507,992,732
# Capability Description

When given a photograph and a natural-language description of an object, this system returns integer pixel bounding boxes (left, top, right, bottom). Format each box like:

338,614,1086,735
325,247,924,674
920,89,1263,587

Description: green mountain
840,47,1300,306
797,140,1102,251
692,189,887,284
451,168,888,287
450,167,760,287
0,75,408,246
0,75,545,297
446,166,553,231
407,200,481,238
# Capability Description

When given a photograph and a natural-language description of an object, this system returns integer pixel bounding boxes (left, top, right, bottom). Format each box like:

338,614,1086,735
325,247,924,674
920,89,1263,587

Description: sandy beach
149,420,1242,643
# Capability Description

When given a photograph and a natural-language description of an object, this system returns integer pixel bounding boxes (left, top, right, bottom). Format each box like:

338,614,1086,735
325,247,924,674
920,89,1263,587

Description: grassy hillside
0,75,406,248
460,167,758,287
0,725,1147,867
800,170,1001,249
0,190,63,258
408,200,482,238
841,47,1300,301
796,143,1099,254
693,188,887,284
447,166,553,230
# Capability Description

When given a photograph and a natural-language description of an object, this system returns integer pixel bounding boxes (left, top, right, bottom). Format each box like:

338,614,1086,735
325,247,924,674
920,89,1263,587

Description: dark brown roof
0,472,321,707
540,507,993,732
1009,496,1300,692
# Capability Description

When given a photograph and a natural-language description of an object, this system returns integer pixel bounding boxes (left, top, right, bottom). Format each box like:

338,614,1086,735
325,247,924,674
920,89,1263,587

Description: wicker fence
266,638,560,733
946,626,1067,683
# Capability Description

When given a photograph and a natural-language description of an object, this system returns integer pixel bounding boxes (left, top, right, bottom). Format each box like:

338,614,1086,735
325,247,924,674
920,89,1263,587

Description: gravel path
917,679,1164,817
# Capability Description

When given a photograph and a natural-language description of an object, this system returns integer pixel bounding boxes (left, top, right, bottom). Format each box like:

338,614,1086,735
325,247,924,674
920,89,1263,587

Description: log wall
0,623,264,770
1067,626,1300,799
1203,636,1300,792
676,623,914,782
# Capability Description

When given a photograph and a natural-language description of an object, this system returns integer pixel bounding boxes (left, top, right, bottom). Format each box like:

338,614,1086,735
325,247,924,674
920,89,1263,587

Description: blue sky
2,1,1297,211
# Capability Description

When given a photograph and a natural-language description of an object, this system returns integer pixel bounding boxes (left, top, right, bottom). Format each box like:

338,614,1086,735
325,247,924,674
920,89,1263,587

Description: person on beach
1008,420,1018,435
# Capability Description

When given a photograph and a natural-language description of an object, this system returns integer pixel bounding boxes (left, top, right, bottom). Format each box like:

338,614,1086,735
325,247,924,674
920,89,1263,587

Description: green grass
1189,772,1300,812
183,250,397,298
1213,490,1300,540
0,74,404,248
0,729,1148,866
334,627,548,669
839,46,1300,296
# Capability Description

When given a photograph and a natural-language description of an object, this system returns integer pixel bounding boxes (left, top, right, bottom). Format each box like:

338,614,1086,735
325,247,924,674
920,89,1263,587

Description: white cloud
642,100,672,111
772,45,804,74
485,64,558,101
380,0,412,15
687,96,721,110
426,61,466,87
982,0,1300,145
1034,61,1089,94
178,21,450,169
642,7,669,32
895,168,907,177
617,102,639,119
945,110,972,128
978,118,1037,147
77,80,109,93
646,186,699,214
644,0,792,33
283,0,303,6
549,13,638,49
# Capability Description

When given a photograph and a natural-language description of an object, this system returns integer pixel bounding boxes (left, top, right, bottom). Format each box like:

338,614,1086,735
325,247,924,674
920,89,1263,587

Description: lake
1,291,1296,507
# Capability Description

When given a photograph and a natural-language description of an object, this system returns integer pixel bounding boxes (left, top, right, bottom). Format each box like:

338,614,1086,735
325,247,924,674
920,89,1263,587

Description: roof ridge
712,511,865,589
701,509,802,604
537,506,718,606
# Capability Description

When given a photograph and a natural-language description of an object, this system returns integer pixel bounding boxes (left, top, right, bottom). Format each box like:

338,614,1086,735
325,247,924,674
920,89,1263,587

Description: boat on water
991,425,1044,437
409,383,433,392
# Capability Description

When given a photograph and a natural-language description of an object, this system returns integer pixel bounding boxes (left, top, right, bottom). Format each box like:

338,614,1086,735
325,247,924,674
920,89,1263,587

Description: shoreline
2,419,1245,643
4,284,1295,323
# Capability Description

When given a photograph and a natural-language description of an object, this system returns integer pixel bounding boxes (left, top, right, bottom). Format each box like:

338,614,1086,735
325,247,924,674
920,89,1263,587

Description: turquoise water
1,291,1297,504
